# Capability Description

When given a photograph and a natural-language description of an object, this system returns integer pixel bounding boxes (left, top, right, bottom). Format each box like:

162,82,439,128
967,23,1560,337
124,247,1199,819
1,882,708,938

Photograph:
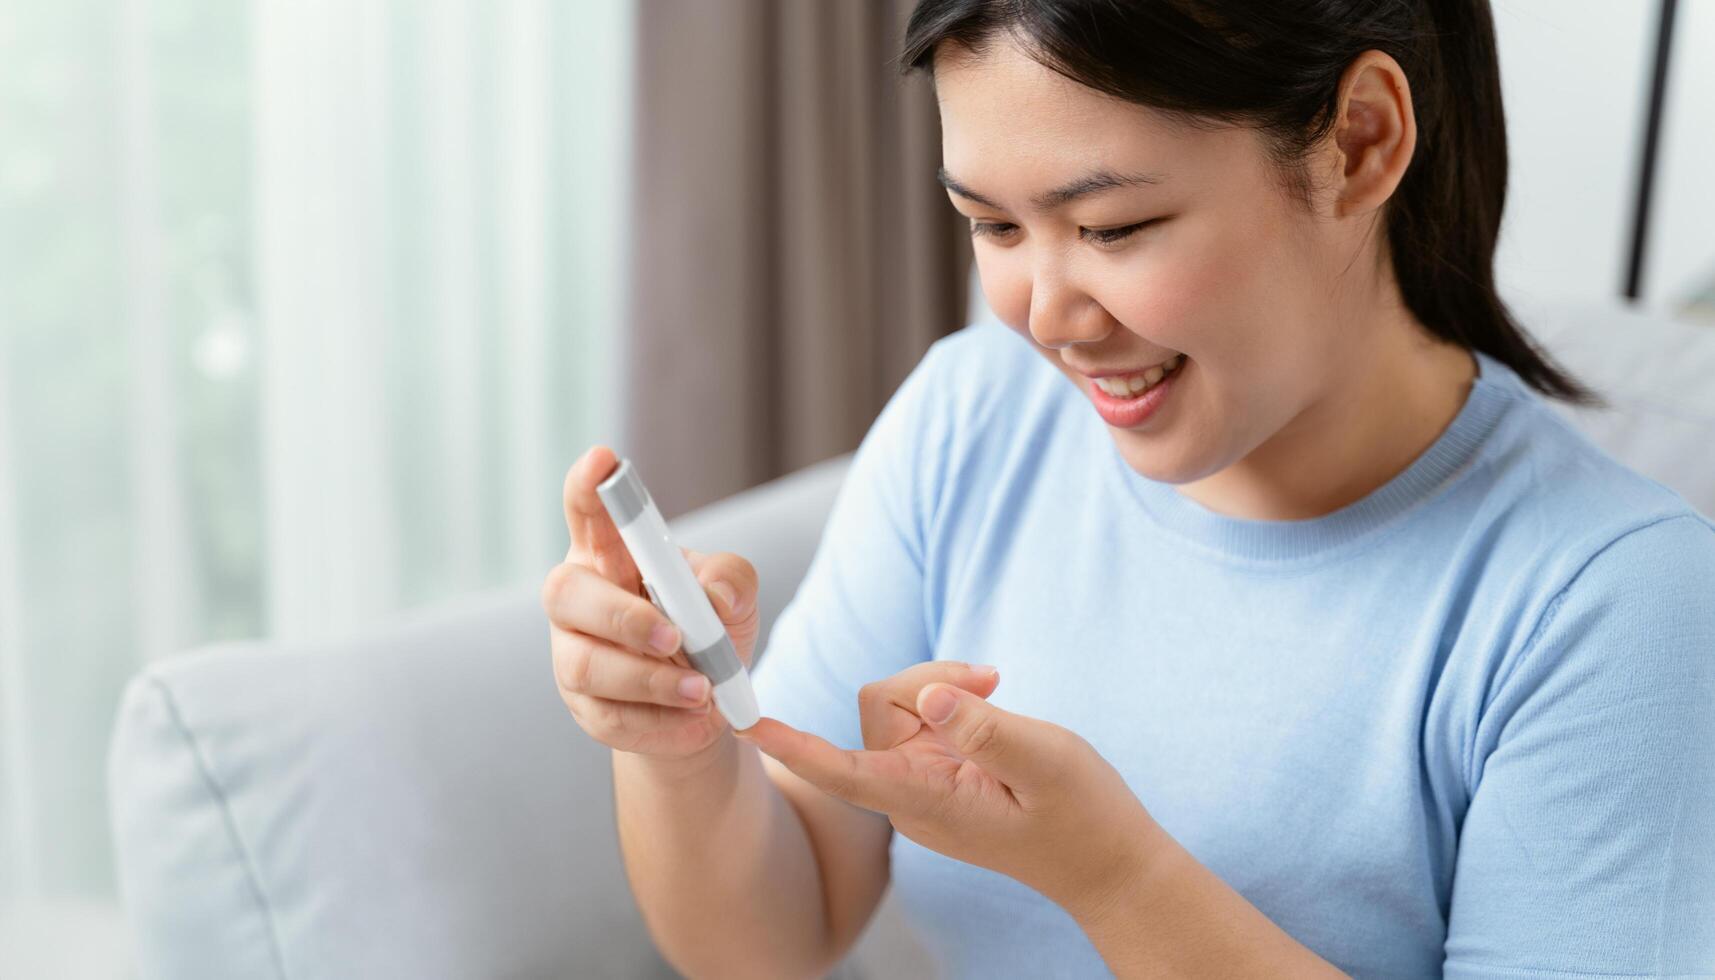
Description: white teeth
1093,354,1183,398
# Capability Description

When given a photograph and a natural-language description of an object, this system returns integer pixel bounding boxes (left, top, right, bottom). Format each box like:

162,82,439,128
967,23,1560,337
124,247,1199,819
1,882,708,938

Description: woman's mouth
1083,354,1186,428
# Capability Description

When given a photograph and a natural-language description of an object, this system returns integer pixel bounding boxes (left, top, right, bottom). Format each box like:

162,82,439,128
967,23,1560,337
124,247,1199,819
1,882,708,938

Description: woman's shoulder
918,317,1059,394
854,319,1063,501
910,318,1074,438
1477,365,1714,551
1462,362,1715,639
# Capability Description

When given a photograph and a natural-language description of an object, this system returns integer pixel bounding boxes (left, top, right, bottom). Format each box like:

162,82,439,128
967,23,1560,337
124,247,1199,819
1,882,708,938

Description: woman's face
934,37,1389,492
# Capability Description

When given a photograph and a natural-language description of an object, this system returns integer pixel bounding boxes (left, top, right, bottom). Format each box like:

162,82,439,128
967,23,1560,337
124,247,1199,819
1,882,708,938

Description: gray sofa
108,301,1715,979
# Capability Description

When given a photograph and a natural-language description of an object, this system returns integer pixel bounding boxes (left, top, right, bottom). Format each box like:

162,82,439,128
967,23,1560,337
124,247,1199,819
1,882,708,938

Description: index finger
738,718,917,816
563,444,642,594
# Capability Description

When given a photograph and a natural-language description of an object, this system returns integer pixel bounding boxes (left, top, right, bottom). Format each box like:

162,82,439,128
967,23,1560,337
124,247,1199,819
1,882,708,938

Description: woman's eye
968,218,1160,246
1081,220,1155,247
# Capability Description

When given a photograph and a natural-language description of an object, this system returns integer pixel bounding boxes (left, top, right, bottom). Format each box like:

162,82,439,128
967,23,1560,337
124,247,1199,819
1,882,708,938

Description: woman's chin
1111,439,1184,483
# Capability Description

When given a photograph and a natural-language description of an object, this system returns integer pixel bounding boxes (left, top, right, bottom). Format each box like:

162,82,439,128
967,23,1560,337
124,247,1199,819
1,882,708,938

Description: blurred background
0,0,1711,975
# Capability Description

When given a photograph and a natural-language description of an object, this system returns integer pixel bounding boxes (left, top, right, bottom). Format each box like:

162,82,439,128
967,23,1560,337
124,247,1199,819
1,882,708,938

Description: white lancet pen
595,457,762,731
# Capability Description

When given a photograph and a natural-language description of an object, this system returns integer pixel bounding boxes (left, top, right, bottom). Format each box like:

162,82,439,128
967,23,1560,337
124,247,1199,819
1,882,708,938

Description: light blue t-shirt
750,319,1715,978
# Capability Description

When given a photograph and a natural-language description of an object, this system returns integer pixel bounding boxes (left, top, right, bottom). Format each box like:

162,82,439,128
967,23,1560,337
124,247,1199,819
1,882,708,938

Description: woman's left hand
735,661,1168,918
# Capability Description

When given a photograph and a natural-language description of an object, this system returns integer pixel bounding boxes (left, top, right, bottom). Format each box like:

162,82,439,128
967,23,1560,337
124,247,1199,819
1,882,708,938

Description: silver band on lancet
642,579,742,685
594,458,651,528
684,633,744,685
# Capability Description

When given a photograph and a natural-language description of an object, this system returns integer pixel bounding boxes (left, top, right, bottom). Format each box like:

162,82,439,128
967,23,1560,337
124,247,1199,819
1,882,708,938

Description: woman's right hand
542,445,762,762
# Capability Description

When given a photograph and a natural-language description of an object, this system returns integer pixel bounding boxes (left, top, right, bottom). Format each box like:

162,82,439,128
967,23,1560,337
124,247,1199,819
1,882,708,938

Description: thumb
916,683,1062,789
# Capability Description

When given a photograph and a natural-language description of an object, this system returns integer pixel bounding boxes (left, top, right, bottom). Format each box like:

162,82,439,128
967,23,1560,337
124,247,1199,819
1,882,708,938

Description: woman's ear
1329,49,1417,219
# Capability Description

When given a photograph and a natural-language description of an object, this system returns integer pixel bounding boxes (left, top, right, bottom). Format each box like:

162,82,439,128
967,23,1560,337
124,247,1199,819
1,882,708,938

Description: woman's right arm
547,445,892,979
622,326,980,975
612,733,895,980
574,327,972,975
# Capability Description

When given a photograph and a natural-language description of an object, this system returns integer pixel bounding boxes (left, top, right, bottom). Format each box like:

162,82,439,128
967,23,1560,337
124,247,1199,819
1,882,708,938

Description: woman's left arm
737,668,1348,978
1066,819,1346,977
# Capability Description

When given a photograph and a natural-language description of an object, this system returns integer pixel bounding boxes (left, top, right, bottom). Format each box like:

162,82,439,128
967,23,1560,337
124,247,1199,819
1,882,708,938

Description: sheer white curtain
0,0,633,970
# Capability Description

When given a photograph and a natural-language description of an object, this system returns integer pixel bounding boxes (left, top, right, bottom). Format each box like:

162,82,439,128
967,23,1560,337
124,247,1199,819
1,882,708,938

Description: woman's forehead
932,39,1248,183
938,111,1255,211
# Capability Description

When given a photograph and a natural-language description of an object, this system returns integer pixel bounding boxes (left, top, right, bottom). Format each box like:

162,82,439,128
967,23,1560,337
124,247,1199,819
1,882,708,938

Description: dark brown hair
900,0,1603,406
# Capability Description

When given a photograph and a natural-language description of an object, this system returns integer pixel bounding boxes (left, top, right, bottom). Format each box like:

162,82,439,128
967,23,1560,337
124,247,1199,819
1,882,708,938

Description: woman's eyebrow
937,166,1168,213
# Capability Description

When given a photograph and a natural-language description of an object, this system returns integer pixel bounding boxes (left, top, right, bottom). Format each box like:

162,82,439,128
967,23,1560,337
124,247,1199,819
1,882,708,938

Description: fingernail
650,622,680,654
970,664,998,677
710,581,739,614
678,674,709,701
922,686,958,724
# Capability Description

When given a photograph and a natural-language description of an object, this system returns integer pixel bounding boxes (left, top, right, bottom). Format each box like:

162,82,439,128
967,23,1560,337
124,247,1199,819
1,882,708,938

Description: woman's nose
1026,274,1111,350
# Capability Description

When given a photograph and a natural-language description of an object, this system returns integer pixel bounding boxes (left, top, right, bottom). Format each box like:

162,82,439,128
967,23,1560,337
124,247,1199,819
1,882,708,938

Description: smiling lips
1081,354,1187,428
1086,353,1185,398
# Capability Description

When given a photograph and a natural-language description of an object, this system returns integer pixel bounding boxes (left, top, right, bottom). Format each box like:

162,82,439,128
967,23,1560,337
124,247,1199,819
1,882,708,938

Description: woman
543,1,1715,976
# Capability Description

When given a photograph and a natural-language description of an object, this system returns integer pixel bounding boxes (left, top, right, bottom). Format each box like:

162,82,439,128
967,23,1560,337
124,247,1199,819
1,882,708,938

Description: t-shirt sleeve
748,338,957,752
1444,513,1715,978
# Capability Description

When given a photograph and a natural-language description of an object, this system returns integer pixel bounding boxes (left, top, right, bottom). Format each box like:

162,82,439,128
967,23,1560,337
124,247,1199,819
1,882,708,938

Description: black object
1624,0,1680,302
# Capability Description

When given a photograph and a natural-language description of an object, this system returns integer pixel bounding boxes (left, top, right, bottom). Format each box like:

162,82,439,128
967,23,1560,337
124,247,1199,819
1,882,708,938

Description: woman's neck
1173,316,1479,523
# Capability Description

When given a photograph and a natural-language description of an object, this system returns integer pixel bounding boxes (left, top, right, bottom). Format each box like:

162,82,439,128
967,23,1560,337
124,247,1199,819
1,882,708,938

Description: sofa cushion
1526,298,1715,518
109,589,683,979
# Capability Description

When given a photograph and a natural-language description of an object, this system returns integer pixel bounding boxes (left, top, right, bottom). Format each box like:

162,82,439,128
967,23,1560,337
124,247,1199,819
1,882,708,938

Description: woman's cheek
1090,256,1205,352
1160,230,1281,364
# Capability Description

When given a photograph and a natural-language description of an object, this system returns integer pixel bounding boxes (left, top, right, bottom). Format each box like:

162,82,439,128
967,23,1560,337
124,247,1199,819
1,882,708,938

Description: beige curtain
624,0,972,518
